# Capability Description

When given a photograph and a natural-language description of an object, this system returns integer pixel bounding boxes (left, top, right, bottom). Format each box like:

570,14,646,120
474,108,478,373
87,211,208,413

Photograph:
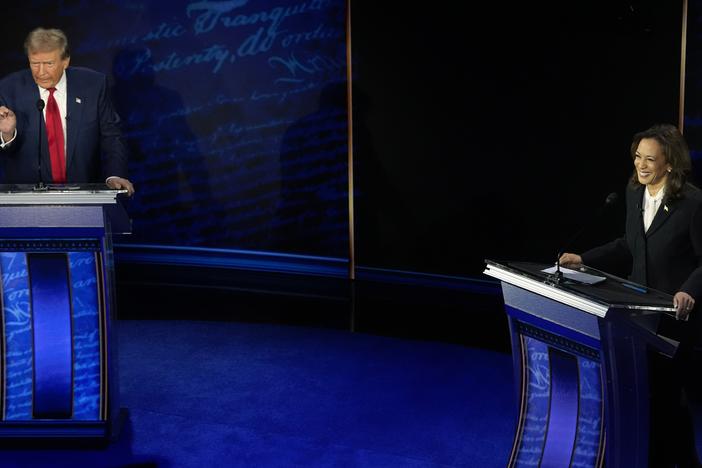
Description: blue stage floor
1,320,516,467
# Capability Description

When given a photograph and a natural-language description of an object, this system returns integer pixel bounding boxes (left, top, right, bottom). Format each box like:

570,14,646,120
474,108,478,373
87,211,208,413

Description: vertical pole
346,0,357,332
346,0,355,281
679,0,688,133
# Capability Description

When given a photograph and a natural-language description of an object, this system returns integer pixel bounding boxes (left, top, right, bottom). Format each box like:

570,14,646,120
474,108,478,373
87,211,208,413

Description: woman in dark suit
561,123,702,467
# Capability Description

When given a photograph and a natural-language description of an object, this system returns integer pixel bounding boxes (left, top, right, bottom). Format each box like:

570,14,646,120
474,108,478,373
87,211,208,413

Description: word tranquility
187,0,331,35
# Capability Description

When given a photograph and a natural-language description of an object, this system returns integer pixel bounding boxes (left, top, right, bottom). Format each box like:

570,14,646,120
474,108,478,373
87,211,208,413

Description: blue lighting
29,254,73,419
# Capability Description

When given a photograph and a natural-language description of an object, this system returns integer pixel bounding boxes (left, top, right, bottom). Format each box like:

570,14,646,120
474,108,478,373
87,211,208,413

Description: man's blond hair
24,28,70,59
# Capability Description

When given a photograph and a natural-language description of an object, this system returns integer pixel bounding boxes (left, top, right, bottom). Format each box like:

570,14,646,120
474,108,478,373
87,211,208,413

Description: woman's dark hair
629,123,691,200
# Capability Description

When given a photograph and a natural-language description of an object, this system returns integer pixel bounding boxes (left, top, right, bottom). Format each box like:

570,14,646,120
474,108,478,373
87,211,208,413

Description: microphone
553,192,619,284
33,98,46,191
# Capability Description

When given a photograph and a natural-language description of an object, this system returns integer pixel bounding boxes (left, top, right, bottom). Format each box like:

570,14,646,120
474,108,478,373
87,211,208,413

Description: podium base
0,407,129,447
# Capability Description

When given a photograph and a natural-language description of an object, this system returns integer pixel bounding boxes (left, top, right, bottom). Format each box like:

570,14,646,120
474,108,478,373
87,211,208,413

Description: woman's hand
558,253,583,269
673,291,695,320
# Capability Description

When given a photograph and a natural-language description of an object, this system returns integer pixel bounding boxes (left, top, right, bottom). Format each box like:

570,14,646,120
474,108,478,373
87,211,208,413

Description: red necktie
45,87,66,183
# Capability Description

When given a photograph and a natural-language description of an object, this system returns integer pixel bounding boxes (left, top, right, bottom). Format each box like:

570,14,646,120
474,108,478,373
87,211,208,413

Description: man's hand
106,176,135,196
673,291,695,320
0,106,16,140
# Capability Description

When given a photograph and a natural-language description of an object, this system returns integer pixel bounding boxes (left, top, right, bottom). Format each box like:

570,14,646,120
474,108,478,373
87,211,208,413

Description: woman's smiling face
634,137,671,193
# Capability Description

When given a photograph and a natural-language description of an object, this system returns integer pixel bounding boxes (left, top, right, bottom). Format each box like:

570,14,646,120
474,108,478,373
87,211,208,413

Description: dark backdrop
352,1,684,277
684,0,702,179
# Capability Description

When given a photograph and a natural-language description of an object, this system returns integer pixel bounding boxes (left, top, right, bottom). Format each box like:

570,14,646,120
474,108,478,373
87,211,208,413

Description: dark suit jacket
0,67,128,183
582,183,702,300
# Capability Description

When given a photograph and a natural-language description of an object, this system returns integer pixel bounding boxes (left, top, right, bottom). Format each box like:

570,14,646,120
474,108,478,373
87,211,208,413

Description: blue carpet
0,320,515,467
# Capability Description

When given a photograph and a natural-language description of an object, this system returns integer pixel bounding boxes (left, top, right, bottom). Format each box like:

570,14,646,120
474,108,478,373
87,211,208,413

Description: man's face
28,49,70,89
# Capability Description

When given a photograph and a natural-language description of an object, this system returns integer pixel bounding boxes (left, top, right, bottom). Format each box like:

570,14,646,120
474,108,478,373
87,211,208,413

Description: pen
621,282,647,293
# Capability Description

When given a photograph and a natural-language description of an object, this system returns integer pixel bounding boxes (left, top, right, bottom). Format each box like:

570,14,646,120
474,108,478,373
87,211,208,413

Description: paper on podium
542,265,607,285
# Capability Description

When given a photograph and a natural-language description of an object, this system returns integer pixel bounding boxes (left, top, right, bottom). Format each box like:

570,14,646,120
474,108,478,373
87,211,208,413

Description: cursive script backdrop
0,1,349,258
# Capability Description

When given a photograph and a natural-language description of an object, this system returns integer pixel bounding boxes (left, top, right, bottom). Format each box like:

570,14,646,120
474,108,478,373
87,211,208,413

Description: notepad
541,266,607,285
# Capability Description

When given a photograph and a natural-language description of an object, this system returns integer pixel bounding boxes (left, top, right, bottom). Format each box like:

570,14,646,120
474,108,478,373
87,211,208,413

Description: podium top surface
484,259,676,317
0,184,127,205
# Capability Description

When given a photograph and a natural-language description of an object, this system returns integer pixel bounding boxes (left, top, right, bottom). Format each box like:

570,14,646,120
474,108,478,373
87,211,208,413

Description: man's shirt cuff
0,129,17,147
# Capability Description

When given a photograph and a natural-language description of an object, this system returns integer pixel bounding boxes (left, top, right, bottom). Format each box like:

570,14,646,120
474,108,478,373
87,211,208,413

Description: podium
484,260,678,468
0,184,129,440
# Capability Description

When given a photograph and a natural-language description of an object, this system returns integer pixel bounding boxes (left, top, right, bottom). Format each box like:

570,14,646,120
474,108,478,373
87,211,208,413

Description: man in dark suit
0,27,134,195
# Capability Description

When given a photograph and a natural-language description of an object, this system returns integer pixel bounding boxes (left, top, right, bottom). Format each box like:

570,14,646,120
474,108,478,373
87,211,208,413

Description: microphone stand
551,192,619,285
33,99,46,191
553,254,564,285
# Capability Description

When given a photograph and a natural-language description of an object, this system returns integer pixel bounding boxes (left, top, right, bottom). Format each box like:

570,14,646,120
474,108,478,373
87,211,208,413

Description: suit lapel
646,194,677,238
633,186,646,237
65,69,83,172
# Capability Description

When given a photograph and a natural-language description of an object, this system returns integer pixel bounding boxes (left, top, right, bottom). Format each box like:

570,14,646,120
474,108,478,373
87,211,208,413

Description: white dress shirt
643,186,665,232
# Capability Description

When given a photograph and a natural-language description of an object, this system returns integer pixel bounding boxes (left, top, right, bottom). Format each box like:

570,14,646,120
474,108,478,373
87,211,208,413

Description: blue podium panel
29,253,74,419
0,246,105,426
574,355,604,466
508,316,604,468
69,252,103,422
1,252,33,420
